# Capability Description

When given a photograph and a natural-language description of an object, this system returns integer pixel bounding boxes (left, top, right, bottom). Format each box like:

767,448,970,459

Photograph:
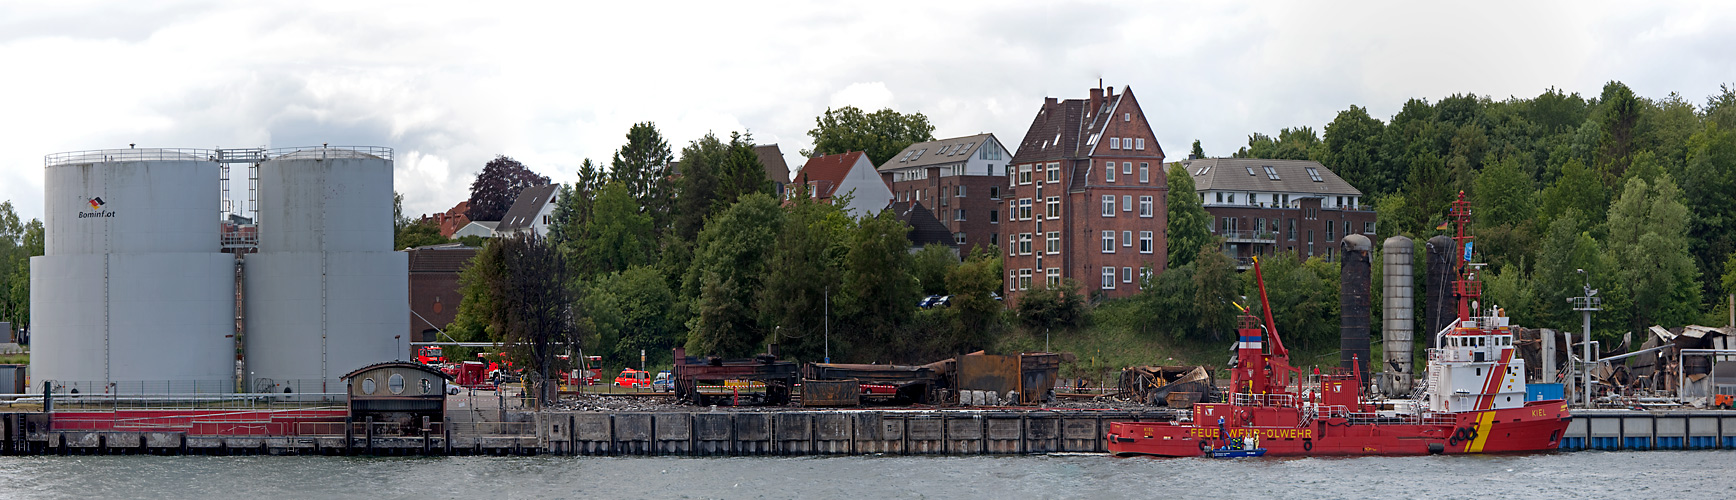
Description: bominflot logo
79,197,115,218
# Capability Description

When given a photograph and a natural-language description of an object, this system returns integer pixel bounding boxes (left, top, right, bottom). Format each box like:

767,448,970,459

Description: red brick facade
407,244,477,342
1203,198,1377,266
1003,86,1168,303
879,134,1013,256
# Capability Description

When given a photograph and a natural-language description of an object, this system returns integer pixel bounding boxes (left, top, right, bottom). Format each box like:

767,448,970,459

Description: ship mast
1449,192,1479,322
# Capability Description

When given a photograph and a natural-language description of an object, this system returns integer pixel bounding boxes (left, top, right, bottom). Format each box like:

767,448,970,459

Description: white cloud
0,0,1730,221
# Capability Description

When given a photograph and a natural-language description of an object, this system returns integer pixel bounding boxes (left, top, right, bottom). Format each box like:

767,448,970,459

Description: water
0,451,1730,499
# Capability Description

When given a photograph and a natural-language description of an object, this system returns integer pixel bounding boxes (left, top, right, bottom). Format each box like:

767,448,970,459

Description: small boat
1209,447,1267,458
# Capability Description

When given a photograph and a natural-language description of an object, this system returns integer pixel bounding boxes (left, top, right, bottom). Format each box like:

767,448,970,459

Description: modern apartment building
1181,157,1374,266
878,133,1013,255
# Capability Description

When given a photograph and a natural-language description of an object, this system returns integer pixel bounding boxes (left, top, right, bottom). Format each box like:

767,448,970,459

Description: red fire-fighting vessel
1107,194,1571,457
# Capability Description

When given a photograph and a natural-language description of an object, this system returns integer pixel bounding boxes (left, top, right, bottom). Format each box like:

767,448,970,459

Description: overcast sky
1,1,1731,221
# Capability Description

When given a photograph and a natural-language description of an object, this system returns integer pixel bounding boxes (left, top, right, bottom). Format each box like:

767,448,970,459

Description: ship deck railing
1232,393,1297,407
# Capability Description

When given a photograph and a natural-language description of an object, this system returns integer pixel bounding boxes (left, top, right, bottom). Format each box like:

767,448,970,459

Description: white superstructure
1426,311,1529,413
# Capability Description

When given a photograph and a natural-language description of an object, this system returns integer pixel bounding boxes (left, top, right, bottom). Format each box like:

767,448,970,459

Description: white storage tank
30,149,236,392
246,146,405,392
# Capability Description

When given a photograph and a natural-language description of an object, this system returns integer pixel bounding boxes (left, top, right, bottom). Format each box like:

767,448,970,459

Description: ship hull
1106,400,1570,457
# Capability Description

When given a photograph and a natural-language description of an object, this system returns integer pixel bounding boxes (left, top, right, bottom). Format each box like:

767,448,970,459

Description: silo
1424,235,1455,341
246,147,405,393
1381,236,1414,395
31,149,236,392
1339,234,1372,384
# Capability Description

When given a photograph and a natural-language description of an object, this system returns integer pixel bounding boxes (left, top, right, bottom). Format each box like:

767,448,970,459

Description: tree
392,191,410,232
1233,127,1320,161
1166,162,1214,269
674,132,770,242
1016,280,1086,330
1707,83,1736,130
1604,175,1702,329
1537,159,1606,235
460,232,581,406
0,202,43,333
1190,139,1206,159
1596,81,1643,186
1321,105,1389,195
910,244,958,296
577,181,653,277
1471,156,1538,271
465,155,549,222
838,210,921,357
609,122,676,234
759,194,850,362
803,106,936,165
394,218,449,250
1245,254,1339,351
944,247,1006,350
1681,123,1736,301
684,193,784,358
1138,261,1198,340
1193,245,1241,340
585,265,680,367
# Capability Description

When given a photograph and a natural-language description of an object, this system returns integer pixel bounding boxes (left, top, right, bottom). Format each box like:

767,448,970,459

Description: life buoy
1199,440,1211,453
1302,439,1313,452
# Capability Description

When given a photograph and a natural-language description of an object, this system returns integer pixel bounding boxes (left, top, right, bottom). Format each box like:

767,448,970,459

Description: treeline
438,114,1030,376
1217,81,1736,342
0,202,44,336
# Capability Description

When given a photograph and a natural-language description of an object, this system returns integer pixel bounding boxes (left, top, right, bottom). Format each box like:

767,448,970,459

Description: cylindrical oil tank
1425,235,1455,341
30,149,236,392
1339,234,1372,382
1381,236,1414,394
247,147,405,392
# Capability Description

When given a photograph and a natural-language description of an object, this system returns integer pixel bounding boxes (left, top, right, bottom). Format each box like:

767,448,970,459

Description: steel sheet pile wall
1381,236,1414,395
31,152,235,391
1339,234,1372,383
246,149,404,391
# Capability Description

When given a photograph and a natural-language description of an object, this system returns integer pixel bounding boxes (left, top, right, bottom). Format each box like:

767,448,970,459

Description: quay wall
4,409,1736,456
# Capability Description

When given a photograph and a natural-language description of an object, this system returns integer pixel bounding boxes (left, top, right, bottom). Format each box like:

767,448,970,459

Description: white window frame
1123,162,1132,175
1102,195,1115,216
1110,137,1120,150
1122,195,1132,212
1139,231,1153,254
1105,160,1116,182
1136,138,1145,150
1122,230,1132,247
1019,269,1033,291
1046,231,1060,255
1102,267,1116,290
1045,197,1060,220
1019,233,1033,255
1139,196,1153,217
1046,268,1061,287
1019,165,1032,185
1139,162,1149,183
1009,234,1017,256
1123,267,1134,283
1102,231,1115,253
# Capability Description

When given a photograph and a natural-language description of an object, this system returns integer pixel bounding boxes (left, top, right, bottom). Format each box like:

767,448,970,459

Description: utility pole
824,286,830,364
1569,269,1600,408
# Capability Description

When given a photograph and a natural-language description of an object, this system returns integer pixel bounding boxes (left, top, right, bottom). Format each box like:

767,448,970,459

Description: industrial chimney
1382,236,1415,396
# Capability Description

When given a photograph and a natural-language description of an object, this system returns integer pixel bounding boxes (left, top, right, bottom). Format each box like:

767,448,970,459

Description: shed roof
341,361,453,381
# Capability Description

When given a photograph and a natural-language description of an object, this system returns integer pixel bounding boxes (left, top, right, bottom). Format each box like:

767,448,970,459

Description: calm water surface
0,451,1728,499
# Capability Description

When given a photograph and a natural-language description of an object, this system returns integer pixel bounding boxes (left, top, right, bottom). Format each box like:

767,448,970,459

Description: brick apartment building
877,133,1013,255
1181,158,1374,267
407,243,479,343
1003,85,1168,302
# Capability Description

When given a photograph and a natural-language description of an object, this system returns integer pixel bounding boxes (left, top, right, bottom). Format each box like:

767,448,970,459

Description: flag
1435,220,1449,231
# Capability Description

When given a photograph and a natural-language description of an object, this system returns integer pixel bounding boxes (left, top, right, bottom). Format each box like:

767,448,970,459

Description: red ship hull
1106,400,1570,457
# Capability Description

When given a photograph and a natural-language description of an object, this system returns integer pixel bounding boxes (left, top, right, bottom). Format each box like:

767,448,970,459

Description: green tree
394,218,449,250
910,244,958,296
1595,81,1643,186
609,122,676,235
1471,156,1538,271
1166,162,1215,269
943,247,1006,350
1233,127,1321,160
1245,254,1340,351
1193,245,1241,340
1604,175,1702,329
1707,83,1736,130
1681,123,1736,301
802,106,936,165
1531,211,1623,333
759,194,850,362
1138,261,1198,340
451,232,582,405
578,181,654,277
1538,159,1606,235
1527,87,1589,135
1190,139,1206,159
1016,279,1086,330
0,202,43,332
1321,105,1390,195
685,193,784,358
674,132,770,242
838,210,921,358
585,265,680,367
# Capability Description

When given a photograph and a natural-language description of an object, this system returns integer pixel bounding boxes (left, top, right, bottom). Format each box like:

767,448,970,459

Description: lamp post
824,286,831,364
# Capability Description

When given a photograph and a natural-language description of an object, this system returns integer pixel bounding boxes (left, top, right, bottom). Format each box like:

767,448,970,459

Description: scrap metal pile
1113,365,1221,407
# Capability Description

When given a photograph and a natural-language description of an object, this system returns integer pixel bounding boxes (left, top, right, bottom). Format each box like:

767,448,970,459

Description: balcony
1220,230,1277,243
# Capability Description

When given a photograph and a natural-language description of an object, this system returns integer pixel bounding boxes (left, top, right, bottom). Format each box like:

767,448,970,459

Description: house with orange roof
793,151,893,218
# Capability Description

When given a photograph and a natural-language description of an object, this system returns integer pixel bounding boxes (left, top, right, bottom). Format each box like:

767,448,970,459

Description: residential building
794,151,894,218
1003,85,1168,303
755,144,793,198
453,220,497,239
1182,157,1374,266
888,201,959,254
492,184,560,237
406,243,478,342
878,133,1012,256
429,201,471,238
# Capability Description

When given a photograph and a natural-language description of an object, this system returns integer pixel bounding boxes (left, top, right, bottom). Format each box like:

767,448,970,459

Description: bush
1016,279,1086,330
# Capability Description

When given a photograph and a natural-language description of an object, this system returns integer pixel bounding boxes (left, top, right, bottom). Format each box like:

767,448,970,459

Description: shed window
362,378,377,395
389,373,405,394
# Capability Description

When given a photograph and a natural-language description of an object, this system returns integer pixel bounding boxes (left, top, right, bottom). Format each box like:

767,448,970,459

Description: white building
493,184,559,237
794,151,893,218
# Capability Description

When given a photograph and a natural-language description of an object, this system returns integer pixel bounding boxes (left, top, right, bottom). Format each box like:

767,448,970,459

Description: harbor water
0,451,1730,499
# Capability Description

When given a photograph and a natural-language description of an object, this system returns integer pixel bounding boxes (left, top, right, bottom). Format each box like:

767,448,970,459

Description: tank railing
45,148,218,166
264,145,394,161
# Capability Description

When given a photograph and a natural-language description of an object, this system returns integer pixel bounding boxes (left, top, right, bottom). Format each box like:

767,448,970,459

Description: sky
1,0,1732,222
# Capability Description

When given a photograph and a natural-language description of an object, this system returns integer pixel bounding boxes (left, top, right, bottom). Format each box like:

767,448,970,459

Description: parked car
652,371,674,392
615,368,652,389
